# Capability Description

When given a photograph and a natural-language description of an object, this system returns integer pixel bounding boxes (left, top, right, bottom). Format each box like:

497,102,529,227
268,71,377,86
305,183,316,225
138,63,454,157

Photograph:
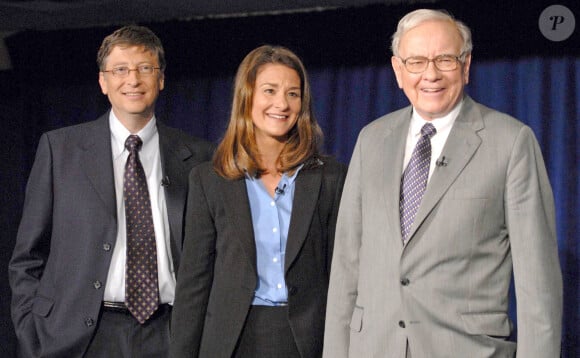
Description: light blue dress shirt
245,168,301,306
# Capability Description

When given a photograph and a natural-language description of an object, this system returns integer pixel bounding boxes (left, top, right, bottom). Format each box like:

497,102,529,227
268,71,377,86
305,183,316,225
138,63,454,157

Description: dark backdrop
1,0,578,356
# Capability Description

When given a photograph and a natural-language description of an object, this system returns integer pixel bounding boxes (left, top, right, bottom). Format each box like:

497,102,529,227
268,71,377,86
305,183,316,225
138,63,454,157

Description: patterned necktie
124,134,159,324
400,123,437,243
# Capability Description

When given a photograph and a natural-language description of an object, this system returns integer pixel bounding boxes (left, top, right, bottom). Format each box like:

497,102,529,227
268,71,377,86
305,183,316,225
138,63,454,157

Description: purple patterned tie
400,123,437,243
124,134,159,324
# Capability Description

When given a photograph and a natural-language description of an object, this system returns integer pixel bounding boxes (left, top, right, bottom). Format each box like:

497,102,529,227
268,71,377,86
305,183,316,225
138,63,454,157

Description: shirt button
277,283,283,289
103,243,112,251
85,318,95,327
93,280,102,289
399,320,406,328
273,257,278,263
270,201,275,206
401,278,410,286
273,227,278,233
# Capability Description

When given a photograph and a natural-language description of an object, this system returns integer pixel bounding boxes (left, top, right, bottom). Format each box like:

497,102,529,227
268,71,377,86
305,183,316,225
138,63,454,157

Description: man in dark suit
323,9,562,358
9,25,213,357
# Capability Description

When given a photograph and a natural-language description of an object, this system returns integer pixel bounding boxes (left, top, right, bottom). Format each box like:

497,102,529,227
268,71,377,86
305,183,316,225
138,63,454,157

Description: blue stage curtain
2,56,578,357
161,58,579,356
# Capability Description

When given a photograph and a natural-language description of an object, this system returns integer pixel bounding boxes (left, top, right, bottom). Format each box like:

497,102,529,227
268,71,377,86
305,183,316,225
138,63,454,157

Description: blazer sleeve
323,137,364,358
169,165,216,358
506,126,563,357
9,133,54,357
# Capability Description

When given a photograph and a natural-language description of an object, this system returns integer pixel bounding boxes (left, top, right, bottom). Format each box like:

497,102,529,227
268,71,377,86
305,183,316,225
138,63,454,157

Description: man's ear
391,56,404,89
158,72,165,91
462,53,472,85
98,72,108,95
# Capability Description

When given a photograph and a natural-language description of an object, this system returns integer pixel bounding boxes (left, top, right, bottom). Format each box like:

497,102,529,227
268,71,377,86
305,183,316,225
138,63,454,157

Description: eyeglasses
399,53,466,73
101,65,160,77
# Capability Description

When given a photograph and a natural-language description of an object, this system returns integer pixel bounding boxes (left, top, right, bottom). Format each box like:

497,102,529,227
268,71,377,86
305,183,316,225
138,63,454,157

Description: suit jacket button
288,286,297,295
398,320,406,328
85,318,95,327
93,280,102,289
103,243,112,251
400,278,410,286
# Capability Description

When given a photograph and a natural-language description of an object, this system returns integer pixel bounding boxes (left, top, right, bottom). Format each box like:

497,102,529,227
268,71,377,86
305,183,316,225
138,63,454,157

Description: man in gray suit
323,9,562,358
9,25,213,357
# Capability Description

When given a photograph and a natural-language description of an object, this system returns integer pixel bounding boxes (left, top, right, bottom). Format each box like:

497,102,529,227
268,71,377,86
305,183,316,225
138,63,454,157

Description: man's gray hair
390,9,473,58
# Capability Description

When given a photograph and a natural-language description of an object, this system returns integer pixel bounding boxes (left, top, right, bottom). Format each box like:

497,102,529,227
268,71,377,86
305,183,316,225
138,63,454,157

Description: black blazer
170,158,346,358
9,113,214,358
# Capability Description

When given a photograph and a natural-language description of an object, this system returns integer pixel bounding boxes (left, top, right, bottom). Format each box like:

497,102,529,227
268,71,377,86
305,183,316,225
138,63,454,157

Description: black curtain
1,1,578,356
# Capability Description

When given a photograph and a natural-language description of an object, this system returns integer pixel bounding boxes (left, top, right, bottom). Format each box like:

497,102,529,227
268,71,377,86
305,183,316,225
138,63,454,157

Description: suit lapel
157,123,194,267
284,164,322,272
224,179,258,275
407,97,483,242
80,115,116,219
381,108,412,245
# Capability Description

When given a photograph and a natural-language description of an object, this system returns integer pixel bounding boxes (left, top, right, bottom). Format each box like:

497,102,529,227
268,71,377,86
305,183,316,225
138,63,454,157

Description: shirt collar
245,164,304,184
410,99,463,138
109,112,157,159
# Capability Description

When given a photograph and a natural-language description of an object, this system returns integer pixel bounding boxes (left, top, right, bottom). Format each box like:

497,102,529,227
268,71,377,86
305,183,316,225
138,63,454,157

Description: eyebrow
259,82,301,90
109,61,155,67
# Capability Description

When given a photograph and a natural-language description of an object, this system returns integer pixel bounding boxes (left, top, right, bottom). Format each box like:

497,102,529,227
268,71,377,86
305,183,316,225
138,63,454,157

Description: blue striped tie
400,123,436,243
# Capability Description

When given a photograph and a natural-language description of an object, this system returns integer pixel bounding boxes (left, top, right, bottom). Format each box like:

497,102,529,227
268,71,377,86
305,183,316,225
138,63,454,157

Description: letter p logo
539,5,576,42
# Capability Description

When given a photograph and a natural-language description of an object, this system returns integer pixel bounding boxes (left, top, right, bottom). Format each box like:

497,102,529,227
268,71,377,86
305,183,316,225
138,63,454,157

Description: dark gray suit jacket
170,158,346,358
9,113,214,358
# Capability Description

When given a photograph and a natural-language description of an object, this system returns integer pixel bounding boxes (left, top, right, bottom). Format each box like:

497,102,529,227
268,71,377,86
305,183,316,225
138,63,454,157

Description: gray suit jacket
170,158,346,358
323,96,562,358
9,113,214,358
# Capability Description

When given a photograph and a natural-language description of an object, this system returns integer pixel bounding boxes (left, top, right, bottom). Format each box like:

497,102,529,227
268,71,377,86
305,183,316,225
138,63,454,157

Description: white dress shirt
104,112,175,304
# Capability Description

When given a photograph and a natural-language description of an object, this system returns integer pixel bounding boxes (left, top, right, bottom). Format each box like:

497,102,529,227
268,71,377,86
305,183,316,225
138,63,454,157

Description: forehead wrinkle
399,20,463,58
104,46,159,67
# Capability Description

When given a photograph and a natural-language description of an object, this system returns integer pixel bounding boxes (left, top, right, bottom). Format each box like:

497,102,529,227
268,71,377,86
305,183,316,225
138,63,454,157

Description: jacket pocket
349,305,364,332
31,295,54,318
460,312,512,337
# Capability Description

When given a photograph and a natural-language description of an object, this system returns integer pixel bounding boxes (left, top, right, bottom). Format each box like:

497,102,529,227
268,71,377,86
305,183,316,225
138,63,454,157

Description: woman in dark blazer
169,45,346,358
